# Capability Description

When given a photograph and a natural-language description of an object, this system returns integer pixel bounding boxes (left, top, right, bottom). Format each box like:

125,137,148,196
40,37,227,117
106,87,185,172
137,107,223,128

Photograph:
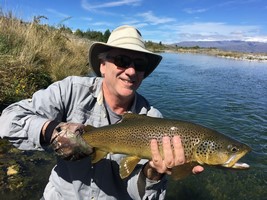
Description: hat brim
89,42,162,78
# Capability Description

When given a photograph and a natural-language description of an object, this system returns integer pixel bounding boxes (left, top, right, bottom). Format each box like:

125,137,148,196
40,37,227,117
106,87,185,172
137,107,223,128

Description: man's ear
100,61,106,77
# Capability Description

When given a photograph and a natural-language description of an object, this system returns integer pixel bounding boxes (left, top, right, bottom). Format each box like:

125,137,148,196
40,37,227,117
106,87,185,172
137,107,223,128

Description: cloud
183,8,208,14
175,22,258,34
244,36,267,42
81,0,142,11
155,22,262,43
46,8,70,18
78,1,266,43
80,17,93,22
137,11,176,25
90,21,113,27
120,18,148,27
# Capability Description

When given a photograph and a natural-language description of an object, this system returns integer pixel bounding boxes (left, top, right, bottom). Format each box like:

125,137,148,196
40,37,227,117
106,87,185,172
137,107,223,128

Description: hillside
174,40,267,53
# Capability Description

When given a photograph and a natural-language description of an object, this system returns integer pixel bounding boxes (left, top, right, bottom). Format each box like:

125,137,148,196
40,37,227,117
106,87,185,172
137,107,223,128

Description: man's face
100,49,147,99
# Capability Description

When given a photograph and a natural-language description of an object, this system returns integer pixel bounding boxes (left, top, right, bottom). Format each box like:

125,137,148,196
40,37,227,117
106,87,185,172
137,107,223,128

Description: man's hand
143,136,204,180
42,122,94,160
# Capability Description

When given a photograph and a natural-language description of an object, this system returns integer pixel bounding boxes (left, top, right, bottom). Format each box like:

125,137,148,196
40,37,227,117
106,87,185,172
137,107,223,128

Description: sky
1,0,267,44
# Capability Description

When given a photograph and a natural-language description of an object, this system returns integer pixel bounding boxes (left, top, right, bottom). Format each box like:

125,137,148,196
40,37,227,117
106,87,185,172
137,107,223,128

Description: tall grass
0,10,91,105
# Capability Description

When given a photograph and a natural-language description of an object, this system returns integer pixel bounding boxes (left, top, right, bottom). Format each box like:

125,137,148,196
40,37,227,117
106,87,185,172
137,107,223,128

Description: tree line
59,25,111,42
59,25,164,49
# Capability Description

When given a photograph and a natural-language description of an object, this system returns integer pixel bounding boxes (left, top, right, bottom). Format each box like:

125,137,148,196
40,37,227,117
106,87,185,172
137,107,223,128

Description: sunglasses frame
106,55,148,72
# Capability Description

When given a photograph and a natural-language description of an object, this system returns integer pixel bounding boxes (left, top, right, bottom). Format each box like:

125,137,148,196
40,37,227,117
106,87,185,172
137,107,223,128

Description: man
0,25,203,199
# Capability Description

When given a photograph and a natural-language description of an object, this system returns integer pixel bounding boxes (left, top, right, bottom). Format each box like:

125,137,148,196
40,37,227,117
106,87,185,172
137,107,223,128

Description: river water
1,53,266,200
138,53,267,200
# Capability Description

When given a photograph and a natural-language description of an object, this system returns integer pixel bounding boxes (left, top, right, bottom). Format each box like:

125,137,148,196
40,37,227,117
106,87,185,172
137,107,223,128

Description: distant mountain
174,41,267,53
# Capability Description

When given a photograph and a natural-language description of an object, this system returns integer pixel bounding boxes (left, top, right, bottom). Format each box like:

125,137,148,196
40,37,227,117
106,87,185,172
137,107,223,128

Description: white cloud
80,17,93,22
244,36,267,42
183,8,208,14
46,9,70,18
137,11,176,25
120,19,149,28
90,21,113,27
81,0,142,11
121,19,140,25
175,22,259,35
154,22,265,43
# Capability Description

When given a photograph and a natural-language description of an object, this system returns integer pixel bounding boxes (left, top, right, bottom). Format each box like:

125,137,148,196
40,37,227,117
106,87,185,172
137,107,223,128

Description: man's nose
124,62,136,74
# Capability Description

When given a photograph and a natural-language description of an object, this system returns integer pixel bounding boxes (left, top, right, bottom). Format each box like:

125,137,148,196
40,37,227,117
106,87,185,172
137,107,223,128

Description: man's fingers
192,165,204,174
149,136,204,176
150,139,163,168
172,135,185,165
162,136,174,169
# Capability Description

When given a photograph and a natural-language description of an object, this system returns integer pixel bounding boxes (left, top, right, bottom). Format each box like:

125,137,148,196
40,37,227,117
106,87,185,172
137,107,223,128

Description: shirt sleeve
0,78,70,150
127,162,167,200
147,106,163,118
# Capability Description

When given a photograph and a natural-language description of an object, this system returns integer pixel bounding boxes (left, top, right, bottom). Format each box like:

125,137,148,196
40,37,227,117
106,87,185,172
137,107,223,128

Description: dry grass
0,11,91,104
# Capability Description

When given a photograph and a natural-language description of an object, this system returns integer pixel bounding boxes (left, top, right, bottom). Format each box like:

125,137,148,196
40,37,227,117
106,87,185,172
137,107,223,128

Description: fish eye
232,147,239,152
228,145,238,152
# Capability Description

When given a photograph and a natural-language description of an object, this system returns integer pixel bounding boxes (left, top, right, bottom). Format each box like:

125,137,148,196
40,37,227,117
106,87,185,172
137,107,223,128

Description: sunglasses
106,55,148,72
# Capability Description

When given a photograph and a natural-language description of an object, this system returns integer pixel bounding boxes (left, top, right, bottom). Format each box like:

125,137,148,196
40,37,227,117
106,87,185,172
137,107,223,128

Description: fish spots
196,138,223,158
83,113,250,172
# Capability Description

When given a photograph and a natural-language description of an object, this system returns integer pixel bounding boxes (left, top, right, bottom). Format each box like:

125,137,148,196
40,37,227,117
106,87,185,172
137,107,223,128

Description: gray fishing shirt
0,76,167,200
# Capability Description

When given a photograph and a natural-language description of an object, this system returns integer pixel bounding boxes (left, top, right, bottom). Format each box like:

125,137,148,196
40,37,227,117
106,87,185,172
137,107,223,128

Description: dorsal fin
121,113,149,122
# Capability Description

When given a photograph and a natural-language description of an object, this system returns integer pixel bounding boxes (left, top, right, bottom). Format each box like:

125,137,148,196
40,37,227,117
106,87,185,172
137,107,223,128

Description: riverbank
161,46,267,62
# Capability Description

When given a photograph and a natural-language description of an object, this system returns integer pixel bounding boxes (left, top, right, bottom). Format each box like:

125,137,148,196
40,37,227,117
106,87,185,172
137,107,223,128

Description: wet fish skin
82,113,251,179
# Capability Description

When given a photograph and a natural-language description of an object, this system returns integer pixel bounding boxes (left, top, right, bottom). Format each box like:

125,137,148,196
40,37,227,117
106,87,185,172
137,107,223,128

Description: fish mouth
221,150,250,169
222,160,250,169
230,162,250,169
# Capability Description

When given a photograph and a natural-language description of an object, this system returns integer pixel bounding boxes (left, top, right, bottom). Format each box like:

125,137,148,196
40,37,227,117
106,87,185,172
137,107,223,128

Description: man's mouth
120,78,135,84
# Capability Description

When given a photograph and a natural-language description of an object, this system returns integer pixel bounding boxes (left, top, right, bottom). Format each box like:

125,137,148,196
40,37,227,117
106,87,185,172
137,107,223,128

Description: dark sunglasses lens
112,55,147,72
114,55,131,68
133,58,147,71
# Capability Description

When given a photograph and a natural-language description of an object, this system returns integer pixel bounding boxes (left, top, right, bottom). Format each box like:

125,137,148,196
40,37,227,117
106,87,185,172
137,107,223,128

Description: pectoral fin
91,149,108,163
171,162,198,180
120,156,141,179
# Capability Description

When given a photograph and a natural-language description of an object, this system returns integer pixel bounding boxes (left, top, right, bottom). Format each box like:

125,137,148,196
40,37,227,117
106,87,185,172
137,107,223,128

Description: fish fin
91,149,108,163
84,125,96,132
171,162,198,180
119,156,141,179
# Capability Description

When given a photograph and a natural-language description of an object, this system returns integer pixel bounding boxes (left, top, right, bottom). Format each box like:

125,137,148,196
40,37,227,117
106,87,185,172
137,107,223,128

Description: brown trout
82,113,251,180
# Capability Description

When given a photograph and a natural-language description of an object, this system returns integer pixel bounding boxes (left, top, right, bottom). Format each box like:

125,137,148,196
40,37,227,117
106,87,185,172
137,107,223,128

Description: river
138,53,267,200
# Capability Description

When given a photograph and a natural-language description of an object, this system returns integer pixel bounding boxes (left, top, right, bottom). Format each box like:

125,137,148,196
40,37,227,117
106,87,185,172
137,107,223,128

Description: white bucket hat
88,25,162,78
